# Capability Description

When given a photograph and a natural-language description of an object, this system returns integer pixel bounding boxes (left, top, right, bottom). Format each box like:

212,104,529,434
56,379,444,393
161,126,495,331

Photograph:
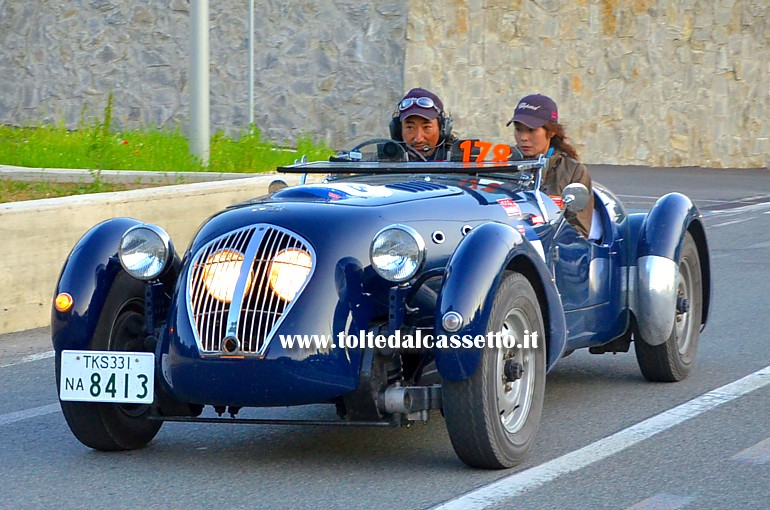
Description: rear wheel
57,273,162,450
635,231,703,382
443,271,546,469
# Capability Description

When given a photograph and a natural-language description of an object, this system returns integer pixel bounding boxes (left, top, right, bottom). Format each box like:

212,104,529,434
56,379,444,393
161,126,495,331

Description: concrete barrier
0,173,307,335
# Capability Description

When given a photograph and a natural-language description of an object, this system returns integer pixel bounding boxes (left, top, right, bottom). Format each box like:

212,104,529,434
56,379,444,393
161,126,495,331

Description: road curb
0,164,259,184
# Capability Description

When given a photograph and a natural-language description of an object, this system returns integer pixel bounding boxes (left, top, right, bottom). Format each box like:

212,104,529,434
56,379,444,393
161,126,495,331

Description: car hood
265,180,462,206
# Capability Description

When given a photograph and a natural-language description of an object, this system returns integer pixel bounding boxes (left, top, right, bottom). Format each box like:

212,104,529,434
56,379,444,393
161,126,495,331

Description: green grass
0,94,334,202
0,124,333,173
0,179,160,202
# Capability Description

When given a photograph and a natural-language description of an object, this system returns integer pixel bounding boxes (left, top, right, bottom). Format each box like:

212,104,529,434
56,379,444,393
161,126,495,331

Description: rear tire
443,272,546,469
57,273,162,450
635,231,703,382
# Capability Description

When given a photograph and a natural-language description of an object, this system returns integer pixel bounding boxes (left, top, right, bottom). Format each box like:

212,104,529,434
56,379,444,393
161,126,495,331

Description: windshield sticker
549,195,564,209
497,198,521,216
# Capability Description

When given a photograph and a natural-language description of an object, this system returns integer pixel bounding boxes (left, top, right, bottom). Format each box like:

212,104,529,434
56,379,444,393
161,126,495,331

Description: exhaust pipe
378,384,442,415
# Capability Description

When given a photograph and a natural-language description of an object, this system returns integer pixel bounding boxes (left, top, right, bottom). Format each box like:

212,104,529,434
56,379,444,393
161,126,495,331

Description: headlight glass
269,248,313,302
202,249,253,303
119,224,173,280
370,225,425,282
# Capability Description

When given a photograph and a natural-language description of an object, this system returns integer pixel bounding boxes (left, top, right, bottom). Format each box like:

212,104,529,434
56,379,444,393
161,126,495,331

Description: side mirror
268,179,288,193
562,183,590,213
508,145,524,161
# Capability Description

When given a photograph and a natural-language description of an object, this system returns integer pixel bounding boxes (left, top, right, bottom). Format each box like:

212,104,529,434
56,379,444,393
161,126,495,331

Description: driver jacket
540,151,594,238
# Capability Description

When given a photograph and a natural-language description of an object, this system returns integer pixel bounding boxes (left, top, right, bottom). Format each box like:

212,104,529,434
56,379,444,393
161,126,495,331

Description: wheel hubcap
675,257,693,358
496,308,535,434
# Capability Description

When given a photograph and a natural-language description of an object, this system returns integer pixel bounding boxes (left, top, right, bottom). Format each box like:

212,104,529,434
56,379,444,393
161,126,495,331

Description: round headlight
370,225,425,282
269,248,313,302
201,249,253,303
118,224,174,280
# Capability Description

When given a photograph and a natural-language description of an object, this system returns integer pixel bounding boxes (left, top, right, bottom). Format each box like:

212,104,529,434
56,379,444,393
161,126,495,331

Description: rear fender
636,193,710,345
434,222,567,381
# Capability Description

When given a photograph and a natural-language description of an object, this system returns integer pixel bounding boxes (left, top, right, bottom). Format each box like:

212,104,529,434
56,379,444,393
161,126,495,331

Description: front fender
636,193,710,345
51,217,180,353
434,222,567,381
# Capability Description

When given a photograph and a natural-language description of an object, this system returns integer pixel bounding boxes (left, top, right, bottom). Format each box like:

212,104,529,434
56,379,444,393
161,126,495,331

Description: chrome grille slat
256,230,286,346
187,225,314,355
252,230,278,350
193,231,248,351
191,237,217,349
208,231,248,349
246,230,277,352
224,228,265,341
239,227,276,352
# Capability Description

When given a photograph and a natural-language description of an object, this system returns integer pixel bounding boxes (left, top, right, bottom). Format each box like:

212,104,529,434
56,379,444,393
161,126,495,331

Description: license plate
60,350,154,404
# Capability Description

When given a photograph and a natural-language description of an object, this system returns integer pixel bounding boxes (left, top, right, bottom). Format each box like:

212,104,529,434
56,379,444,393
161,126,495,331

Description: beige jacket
540,151,594,238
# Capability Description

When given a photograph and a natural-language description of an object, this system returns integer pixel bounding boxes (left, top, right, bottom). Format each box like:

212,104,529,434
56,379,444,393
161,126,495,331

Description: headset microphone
422,146,431,152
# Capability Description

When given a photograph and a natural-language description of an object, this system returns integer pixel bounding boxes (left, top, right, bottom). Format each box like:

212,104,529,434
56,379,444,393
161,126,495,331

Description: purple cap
398,87,443,122
506,94,558,128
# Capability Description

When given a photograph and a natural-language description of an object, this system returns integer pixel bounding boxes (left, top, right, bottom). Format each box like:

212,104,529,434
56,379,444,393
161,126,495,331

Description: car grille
186,225,314,355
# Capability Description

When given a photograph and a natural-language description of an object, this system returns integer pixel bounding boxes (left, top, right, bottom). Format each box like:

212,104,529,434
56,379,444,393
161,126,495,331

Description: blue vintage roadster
52,139,710,469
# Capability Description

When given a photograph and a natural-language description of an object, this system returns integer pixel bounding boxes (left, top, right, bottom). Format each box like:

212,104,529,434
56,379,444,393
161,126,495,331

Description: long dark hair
545,121,579,160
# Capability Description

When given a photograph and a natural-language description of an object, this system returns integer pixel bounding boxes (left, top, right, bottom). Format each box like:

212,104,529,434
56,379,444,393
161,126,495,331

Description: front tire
443,271,546,469
56,273,162,450
635,231,703,382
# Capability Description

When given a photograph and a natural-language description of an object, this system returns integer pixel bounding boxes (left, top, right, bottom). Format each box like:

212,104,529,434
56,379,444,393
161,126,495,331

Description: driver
507,93,595,239
390,87,456,161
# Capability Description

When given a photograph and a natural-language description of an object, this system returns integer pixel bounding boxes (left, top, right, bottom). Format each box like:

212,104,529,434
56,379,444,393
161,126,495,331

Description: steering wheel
349,138,428,162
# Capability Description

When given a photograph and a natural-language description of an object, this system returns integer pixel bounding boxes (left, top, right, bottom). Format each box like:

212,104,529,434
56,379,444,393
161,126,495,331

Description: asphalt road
1,165,768,510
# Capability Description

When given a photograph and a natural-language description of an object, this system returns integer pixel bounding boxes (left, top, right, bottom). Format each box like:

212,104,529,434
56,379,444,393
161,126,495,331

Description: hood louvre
385,181,449,193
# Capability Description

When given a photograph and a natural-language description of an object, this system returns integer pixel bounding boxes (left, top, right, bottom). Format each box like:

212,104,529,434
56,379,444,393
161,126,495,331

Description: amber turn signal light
54,293,73,312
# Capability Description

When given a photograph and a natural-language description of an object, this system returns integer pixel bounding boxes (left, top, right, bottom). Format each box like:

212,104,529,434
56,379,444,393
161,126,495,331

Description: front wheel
56,273,162,450
442,271,546,469
635,231,703,382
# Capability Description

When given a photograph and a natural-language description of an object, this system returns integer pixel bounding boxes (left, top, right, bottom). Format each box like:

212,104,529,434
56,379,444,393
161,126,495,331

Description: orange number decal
460,140,513,162
459,139,472,163
492,144,511,162
474,141,492,162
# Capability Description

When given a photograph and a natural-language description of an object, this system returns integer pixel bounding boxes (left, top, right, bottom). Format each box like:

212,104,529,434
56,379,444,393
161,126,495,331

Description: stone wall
0,0,767,168
0,0,407,147
406,0,769,168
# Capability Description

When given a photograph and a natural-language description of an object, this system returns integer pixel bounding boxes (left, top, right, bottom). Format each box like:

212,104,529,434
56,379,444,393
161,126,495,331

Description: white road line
0,350,55,369
626,493,696,510
614,194,665,200
0,403,60,426
433,365,770,510
707,201,770,217
615,194,722,204
708,218,754,228
731,437,770,465
747,240,770,249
